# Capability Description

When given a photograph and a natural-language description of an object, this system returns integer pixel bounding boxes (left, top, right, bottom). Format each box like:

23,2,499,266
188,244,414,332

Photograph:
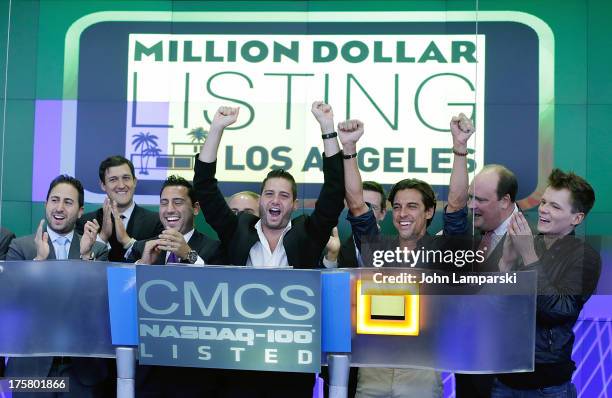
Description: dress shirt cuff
322,256,338,269
96,234,111,249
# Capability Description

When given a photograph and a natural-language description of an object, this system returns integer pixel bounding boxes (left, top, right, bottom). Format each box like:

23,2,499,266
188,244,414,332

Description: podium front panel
0,260,115,357
347,269,537,373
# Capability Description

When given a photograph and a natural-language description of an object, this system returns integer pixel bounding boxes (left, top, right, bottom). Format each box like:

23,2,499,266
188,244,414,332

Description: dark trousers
491,378,577,398
216,369,315,398
455,373,494,398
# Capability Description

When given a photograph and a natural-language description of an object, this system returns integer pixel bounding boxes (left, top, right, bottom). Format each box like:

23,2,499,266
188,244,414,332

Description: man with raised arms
192,101,346,396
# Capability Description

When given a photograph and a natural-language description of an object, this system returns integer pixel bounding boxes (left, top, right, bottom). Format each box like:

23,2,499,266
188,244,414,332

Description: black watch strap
321,132,338,139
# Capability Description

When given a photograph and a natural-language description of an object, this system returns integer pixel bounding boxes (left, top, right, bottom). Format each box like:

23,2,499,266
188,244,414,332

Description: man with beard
193,102,345,397
5,175,108,398
76,156,163,262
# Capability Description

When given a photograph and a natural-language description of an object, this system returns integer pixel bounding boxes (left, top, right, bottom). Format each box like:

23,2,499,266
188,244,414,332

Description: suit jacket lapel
156,250,167,265
126,205,139,236
68,234,81,259
47,237,56,260
188,230,202,249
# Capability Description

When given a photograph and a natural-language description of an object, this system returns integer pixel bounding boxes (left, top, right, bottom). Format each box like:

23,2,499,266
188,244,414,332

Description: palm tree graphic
132,132,160,175
187,127,208,152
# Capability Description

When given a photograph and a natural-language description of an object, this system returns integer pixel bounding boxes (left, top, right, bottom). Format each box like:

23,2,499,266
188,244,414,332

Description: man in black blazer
129,175,223,397
128,175,224,266
451,158,519,398
5,175,109,397
323,180,387,268
76,155,163,262
194,102,344,270
193,102,345,397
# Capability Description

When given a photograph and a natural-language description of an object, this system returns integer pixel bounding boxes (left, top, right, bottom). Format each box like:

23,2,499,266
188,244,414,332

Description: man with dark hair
128,175,223,266
193,102,345,397
492,169,600,398
362,181,387,221
319,115,473,398
194,102,344,270
324,180,387,268
5,175,108,397
8,175,107,262
228,191,260,216
129,175,223,397
77,155,163,262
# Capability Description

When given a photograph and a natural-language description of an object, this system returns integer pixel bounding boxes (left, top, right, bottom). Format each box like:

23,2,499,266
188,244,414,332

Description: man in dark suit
128,175,224,266
5,174,108,397
193,102,345,397
0,226,15,260
451,158,519,397
0,226,16,376
194,102,344,271
76,155,163,262
323,180,387,268
129,175,223,398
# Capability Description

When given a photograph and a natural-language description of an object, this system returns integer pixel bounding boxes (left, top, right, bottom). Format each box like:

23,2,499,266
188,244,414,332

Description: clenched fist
450,113,475,150
211,106,240,131
337,119,364,148
311,101,335,133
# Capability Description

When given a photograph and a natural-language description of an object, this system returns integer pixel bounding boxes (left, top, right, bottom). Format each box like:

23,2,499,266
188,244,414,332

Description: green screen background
0,0,610,238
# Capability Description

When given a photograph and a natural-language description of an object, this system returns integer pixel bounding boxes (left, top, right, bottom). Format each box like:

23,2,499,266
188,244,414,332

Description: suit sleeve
304,151,345,245
193,157,239,245
125,240,146,263
93,241,109,261
526,243,601,325
443,205,468,236
0,229,15,260
6,239,26,261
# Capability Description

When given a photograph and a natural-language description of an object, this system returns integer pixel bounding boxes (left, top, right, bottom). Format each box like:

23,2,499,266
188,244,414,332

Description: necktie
478,230,494,258
56,237,69,260
167,252,178,264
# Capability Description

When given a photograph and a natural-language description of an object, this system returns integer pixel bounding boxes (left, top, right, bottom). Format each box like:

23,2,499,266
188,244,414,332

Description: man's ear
100,181,108,194
78,207,84,219
571,212,585,227
380,207,387,218
193,201,201,216
292,199,299,212
500,194,511,209
425,206,434,220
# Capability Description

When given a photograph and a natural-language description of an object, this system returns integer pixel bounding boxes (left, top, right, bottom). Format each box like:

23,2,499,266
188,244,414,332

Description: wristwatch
184,250,198,264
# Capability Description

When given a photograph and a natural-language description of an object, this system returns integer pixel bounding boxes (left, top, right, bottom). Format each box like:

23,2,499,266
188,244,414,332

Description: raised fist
450,113,475,148
337,119,364,147
311,101,335,133
211,106,239,130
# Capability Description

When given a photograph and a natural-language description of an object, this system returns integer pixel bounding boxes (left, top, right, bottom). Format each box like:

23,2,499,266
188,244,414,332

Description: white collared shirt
489,204,519,252
119,202,136,228
47,227,75,259
246,220,292,268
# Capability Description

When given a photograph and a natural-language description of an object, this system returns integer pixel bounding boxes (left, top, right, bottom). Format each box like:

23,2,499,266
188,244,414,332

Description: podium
0,261,537,398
